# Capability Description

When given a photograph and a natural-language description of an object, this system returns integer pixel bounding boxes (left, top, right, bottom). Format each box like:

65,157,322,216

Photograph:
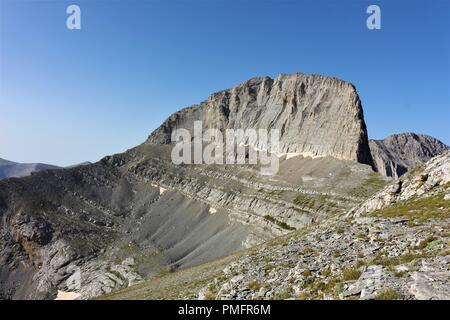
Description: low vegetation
342,268,362,281
263,215,296,231
293,193,340,213
373,193,449,222
375,289,402,300
349,173,389,198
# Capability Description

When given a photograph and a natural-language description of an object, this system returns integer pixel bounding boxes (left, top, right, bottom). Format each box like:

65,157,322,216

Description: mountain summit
148,73,373,166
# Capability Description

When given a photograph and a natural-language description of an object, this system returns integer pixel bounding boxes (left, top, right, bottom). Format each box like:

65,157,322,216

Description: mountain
149,74,373,166
103,151,450,300
0,158,60,180
369,133,448,178
0,73,447,300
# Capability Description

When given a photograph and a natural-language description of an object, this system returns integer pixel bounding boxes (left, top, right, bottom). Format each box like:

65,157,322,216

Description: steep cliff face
369,133,448,178
148,73,373,166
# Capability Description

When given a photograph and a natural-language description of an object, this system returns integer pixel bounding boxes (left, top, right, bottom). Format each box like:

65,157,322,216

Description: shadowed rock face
148,73,374,166
369,133,449,178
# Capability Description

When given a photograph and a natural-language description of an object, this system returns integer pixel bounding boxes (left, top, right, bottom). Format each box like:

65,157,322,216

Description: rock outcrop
369,133,448,178
353,150,450,216
148,73,374,166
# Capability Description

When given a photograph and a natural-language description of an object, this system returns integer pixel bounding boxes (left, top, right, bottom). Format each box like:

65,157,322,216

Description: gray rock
148,73,374,166
370,133,448,178
354,150,450,216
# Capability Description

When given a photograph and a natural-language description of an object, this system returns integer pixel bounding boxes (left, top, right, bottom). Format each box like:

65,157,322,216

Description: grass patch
342,268,362,281
274,288,292,300
394,270,408,278
301,269,312,277
349,173,388,198
355,260,367,268
293,193,340,212
158,266,173,276
373,193,449,222
369,252,427,267
203,291,216,300
333,250,342,258
248,280,261,291
375,289,402,300
321,267,331,277
293,194,316,208
416,236,437,249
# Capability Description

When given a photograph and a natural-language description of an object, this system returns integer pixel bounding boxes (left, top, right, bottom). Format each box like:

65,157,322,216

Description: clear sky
1,0,449,166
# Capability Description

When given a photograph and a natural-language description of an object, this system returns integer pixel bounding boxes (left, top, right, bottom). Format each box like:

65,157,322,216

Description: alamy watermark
171,121,280,176
66,4,81,30
65,5,380,31
367,5,381,30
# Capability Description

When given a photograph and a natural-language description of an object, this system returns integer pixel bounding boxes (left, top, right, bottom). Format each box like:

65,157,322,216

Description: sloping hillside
102,152,449,300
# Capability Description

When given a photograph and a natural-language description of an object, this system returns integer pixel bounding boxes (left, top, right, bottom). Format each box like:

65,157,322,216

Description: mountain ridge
0,158,60,180
0,72,448,300
369,132,448,178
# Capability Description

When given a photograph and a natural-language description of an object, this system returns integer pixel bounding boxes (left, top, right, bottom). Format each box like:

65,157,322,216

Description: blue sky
0,0,449,166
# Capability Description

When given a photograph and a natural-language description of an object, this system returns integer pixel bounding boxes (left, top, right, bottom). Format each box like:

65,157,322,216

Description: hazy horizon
1,0,449,166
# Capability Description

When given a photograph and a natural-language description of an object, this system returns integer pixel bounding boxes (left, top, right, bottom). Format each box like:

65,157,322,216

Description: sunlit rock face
148,73,373,166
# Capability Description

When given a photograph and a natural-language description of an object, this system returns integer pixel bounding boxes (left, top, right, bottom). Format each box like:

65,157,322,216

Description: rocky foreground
103,151,449,300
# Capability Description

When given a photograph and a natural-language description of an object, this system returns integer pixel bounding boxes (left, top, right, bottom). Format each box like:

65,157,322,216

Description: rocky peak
369,133,449,178
147,73,373,166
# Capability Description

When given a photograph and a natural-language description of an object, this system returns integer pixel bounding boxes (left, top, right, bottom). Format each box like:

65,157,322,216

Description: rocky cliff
148,73,374,166
369,133,448,178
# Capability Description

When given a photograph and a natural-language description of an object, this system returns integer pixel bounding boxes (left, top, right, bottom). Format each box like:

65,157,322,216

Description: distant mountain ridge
369,133,448,178
0,158,60,180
